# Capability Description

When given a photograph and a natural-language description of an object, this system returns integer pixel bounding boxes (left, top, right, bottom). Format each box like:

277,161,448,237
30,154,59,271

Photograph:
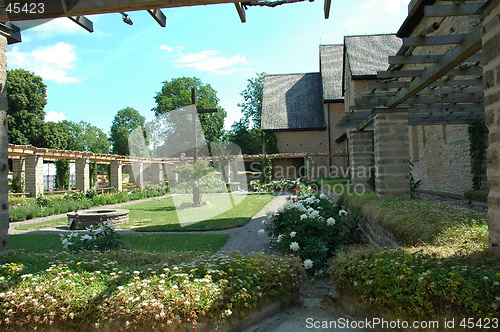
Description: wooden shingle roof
262,73,325,131
344,34,402,77
320,44,344,101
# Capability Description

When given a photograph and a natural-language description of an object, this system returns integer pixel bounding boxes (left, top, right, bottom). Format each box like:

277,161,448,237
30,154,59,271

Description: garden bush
0,250,305,330
331,248,500,320
61,220,123,252
262,184,360,272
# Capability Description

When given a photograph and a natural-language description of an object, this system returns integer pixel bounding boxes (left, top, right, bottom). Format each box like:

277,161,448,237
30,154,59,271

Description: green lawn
15,192,275,232
9,233,229,253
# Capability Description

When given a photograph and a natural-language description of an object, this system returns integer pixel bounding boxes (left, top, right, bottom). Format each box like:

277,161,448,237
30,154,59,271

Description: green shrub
263,185,360,272
61,221,123,252
331,248,500,319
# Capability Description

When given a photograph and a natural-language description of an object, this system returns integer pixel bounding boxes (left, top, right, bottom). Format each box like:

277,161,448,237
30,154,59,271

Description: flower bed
0,250,305,330
261,184,360,272
332,248,500,320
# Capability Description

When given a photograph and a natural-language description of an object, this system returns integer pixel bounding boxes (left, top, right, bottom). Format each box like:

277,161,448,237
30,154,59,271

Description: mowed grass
9,233,229,253
14,193,275,232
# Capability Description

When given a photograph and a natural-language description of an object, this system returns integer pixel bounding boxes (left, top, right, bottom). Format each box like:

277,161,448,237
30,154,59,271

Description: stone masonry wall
405,3,481,196
482,0,500,254
411,125,473,195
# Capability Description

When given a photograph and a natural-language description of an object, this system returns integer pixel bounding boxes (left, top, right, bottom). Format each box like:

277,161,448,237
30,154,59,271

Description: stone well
67,209,129,230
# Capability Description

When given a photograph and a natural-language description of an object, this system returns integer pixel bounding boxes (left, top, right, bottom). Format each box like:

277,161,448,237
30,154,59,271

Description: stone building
261,44,347,180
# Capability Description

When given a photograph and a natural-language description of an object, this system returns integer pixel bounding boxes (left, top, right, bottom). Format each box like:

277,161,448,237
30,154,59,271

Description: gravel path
9,193,289,254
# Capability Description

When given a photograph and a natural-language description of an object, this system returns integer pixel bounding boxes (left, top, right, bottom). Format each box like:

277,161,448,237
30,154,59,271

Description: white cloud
176,50,247,74
45,111,66,123
160,45,173,52
8,42,80,83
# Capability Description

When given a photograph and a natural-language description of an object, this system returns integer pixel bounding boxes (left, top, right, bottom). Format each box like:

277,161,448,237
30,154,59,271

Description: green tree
110,107,146,155
6,69,47,146
238,72,265,128
229,73,278,155
152,77,226,143
60,120,110,153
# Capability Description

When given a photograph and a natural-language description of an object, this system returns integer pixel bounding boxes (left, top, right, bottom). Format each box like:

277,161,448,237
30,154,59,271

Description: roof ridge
344,33,397,38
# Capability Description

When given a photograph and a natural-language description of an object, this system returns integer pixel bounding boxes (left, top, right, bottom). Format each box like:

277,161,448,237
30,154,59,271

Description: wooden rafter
385,23,483,107
388,53,483,64
424,2,486,17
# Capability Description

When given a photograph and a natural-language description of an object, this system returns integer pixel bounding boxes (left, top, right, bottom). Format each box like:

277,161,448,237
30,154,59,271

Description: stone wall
482,0,500,254
404,3,482,196
411,125,473,195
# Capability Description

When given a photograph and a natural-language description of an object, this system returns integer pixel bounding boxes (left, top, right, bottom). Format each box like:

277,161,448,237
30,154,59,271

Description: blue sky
7,0,410,133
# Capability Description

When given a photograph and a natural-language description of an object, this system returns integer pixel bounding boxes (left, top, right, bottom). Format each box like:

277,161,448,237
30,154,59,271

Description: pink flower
293,188,297,192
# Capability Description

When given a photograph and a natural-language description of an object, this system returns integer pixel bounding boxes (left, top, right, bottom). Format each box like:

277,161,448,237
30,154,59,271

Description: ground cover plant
330,188,499,321
9,187,170,222
0,250,305,330
262,184,360,273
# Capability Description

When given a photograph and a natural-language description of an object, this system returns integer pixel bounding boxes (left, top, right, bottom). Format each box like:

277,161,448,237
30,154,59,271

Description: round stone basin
67,209,129,230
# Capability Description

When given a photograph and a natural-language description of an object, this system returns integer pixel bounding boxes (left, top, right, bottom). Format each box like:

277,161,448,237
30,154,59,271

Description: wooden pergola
7,143,346,163
338,0,486,129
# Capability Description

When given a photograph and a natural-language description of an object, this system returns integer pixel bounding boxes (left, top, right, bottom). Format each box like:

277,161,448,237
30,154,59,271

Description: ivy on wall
468,120,488,191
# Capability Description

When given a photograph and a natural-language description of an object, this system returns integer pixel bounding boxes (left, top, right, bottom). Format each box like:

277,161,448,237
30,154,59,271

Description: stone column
75,158,90,193
151,163,163,185
11,158,25,193
304,156,313,180
0,35,8,255
132,162,144,189
25,154,44,197
349,130,374,190
482,0,500,254
373,110,410,199
110,160,123,191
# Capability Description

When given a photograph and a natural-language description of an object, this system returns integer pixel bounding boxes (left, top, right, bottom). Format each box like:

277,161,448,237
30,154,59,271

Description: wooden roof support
402,34,467,47
0,0,239,21
424,2,486,17
388,53,482,64
385,23,483,107
324,0,331,19
234,3,246,23
377,65,481,79
147,8,167,27
68,16,94,32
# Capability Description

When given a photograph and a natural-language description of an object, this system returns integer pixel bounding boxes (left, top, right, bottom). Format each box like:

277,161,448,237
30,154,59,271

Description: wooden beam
324,0,331,19
424,2,485,17
68,16,94,32
234,2,246,23
0,0,239,21
377,66,481,79
0,21,21,44
385,23,483,107
388,53,482,64
362,86,483,98
147,8,167,27
357,93,483,107
402,34,466,47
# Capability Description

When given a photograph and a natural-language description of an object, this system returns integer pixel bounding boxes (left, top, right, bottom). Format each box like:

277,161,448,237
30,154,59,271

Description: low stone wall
67,209,129,230
357,217,399,248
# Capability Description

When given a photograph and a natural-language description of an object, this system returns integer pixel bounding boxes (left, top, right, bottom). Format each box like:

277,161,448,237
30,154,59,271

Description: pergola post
151,162,163,185
11,158,25,193
25,154,44,197
0,34,8,255
132,162,144,189
75,158,90,193
110,160,123,191
482,0,500,254
349,130,373,191
373,110,410,199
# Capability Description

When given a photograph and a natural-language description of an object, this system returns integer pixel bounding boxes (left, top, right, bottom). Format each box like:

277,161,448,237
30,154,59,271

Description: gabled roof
262,73,325,131
344,34,402,77
320,44,344,101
